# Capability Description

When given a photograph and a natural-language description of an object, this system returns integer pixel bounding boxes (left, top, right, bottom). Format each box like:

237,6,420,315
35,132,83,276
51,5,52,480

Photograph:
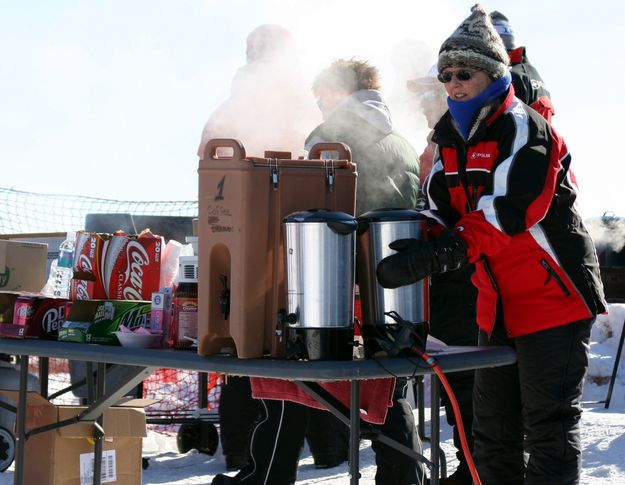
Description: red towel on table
250,376,395,425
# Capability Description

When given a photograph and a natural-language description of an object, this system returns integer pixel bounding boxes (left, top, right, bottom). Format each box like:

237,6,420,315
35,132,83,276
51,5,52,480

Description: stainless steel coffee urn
356,209,428,355
281,209,358,360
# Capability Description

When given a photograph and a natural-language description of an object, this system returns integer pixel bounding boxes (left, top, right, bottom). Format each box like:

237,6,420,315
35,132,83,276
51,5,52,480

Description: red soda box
70,278,95,301
72,231,108,300
0,296,68,339
29,298,68,340
102,231,163,301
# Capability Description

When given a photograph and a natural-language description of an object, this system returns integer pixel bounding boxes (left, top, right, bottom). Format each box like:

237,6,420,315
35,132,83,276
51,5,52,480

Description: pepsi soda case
0,294,68,340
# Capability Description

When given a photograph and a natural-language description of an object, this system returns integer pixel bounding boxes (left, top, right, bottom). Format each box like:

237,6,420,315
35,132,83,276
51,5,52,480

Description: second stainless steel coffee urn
356,208,428,356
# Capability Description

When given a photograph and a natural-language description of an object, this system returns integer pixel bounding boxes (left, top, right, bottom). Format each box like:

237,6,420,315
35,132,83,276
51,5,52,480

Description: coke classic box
71,230,163,301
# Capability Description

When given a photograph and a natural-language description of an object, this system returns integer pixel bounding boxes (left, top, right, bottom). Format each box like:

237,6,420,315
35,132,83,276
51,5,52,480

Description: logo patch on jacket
467,141,498,171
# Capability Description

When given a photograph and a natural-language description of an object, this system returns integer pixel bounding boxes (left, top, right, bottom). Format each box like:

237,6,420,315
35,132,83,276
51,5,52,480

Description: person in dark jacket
490,10,554,121
377,5,606,485
213,58,424,485
306,59,422,485
305,58,420,214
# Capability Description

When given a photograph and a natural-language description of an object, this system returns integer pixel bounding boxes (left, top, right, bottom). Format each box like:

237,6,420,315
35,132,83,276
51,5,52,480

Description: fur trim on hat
438,4,510,79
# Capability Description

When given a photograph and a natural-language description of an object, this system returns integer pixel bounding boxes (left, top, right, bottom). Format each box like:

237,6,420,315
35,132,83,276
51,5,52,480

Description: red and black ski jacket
422,88,606,337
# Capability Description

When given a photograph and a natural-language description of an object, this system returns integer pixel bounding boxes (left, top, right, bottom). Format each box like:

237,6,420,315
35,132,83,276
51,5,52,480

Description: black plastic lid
356,208,425,222
284,209,357,235
284,209,355,224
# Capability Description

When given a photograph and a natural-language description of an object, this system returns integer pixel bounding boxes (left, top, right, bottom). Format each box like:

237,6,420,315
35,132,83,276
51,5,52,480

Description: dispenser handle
202,138,247,161
308,142,352,162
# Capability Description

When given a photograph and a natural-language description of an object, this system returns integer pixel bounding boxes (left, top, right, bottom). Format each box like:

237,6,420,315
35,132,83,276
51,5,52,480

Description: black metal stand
604,318,625,409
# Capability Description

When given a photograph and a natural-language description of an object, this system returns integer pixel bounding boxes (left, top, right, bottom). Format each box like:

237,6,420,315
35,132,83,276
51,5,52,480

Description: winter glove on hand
376,230,468,289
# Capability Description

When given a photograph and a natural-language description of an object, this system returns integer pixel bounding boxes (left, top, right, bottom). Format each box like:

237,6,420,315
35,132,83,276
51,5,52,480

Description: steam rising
197,0,462,160
587,216,625,253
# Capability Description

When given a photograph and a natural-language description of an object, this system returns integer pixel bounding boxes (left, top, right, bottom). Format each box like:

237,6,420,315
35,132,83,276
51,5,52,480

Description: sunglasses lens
438,72,453,83
438,70,475,83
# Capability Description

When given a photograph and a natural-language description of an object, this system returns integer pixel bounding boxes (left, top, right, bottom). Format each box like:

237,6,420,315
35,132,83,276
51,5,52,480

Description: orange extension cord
417,350,483,485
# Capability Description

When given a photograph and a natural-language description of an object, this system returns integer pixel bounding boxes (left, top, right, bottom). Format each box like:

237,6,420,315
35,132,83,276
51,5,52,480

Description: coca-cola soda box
72,231,109,300
0,291,68,339
60,299,151,345
71,230,163,301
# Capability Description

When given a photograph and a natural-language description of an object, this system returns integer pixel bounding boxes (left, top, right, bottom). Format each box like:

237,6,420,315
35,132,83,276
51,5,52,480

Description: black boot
439,462,472,485
211,474,239,485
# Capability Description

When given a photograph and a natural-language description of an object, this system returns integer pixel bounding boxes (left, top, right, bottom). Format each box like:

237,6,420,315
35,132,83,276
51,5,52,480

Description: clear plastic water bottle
53,232,76,299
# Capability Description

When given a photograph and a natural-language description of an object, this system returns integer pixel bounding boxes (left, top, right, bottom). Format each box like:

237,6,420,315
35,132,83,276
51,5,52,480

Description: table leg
198,372,208,408
93,363,106,485
349,380,361,485
86,361,95,403
38,357,49,398
416,376,427,440
430,375,440,485
14,355,29,485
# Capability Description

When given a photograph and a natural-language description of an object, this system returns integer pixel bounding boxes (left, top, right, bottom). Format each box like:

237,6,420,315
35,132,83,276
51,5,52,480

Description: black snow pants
233,380,425,485
218,376,261,468
472,317,593,485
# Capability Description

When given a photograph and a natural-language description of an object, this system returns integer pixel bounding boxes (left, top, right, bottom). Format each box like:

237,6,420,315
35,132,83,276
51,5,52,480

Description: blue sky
1,0,622,218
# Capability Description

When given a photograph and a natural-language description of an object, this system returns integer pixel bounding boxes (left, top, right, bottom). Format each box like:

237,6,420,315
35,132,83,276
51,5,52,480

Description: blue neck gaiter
447,72,512,139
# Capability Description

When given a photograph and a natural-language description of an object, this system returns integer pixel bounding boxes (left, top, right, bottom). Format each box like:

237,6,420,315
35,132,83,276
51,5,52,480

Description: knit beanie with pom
438,4,510,80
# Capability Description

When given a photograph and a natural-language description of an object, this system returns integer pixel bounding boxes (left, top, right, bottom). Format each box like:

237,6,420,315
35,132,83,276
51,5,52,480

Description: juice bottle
170,256,198,350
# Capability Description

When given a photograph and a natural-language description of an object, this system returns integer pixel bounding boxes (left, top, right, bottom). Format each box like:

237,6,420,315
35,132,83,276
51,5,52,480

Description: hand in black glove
376,230,468,289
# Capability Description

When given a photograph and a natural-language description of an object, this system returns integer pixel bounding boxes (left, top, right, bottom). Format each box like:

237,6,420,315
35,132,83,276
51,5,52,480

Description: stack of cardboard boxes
0,234,150,484
1,391,147,485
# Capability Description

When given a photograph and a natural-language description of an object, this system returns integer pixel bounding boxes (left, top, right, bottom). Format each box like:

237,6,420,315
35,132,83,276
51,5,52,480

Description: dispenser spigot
218,274,230,320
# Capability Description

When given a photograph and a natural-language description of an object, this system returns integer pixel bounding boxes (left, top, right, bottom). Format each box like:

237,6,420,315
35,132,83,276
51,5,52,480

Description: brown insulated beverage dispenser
197,139,356,358
356,208,428,356
281,210,357,360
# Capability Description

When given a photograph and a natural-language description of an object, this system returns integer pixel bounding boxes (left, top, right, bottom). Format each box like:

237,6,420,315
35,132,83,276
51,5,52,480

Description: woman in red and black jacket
377,5,606,485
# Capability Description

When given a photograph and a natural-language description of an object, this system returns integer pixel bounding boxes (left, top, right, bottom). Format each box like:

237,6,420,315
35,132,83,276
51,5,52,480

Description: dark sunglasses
437,69,476,83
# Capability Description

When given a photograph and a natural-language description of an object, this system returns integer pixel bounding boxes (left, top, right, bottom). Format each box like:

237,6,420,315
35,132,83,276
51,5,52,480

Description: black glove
376,230,468,289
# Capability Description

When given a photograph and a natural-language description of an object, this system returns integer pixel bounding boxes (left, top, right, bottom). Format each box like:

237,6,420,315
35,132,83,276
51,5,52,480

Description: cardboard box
71,231,162,301
0,291,68,339
60,299,151,345
0,232,65,281
57,321,92,343
0,240,48,292
1,391,146,485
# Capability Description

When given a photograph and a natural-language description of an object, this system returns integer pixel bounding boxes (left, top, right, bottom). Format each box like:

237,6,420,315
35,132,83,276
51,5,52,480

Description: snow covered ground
1,306,624,484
